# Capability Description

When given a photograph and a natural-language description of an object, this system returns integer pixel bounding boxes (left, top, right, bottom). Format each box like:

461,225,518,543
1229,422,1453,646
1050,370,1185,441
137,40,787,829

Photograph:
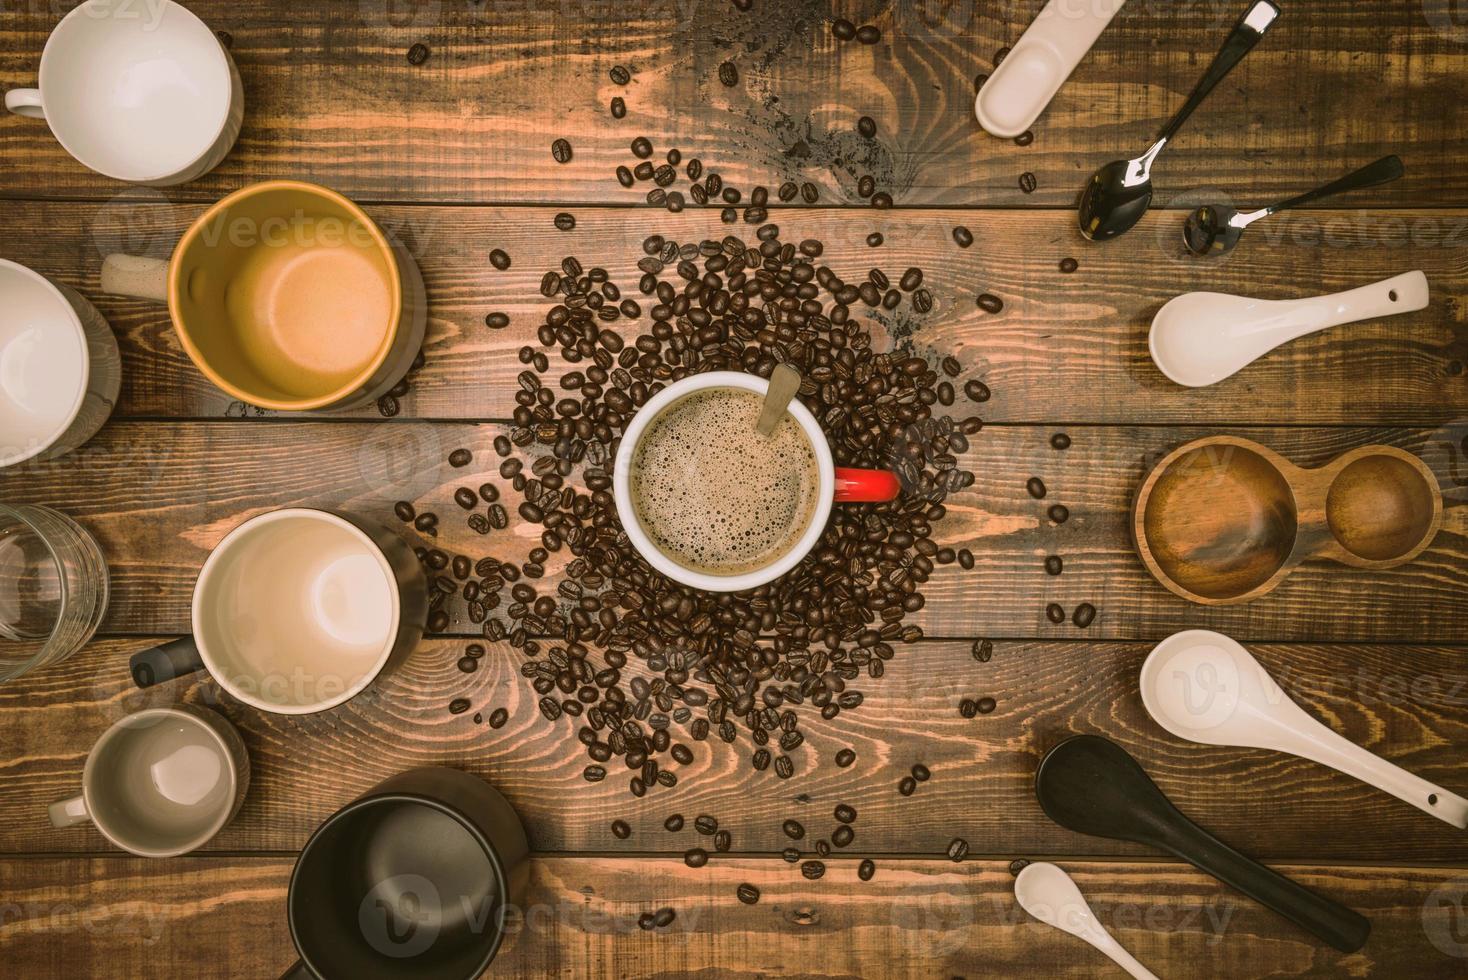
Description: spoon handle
1097,938,1161,980
1262,155,1404,216
1157,817,1370,952
1155,1,1280,145
1261,270,1429,348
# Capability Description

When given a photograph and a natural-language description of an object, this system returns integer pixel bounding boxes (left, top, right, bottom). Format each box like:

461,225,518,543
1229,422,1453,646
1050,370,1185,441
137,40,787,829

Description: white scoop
1149,270,1429,387
1014,862,1161,980
1142,630,1468,829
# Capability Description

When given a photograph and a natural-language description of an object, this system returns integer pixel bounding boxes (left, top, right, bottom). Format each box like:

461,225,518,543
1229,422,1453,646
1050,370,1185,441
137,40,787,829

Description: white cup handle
5,88,45,120
49,793,90,829
101,254,170,303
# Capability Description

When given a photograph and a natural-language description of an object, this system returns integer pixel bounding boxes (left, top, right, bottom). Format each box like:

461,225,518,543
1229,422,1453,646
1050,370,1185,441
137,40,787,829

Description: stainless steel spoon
1078,1,1280,241
1183,155,1404,255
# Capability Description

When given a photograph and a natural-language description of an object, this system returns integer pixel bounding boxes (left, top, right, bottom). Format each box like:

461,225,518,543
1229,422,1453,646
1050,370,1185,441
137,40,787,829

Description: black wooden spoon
1035,734,1370,953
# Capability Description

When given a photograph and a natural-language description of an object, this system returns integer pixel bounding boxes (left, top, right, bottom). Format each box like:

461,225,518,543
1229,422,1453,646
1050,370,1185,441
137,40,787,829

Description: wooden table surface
3,1,1467,977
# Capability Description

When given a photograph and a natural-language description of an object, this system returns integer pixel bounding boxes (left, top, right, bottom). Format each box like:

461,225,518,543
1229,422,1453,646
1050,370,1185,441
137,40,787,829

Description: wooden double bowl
1134,436,1443,605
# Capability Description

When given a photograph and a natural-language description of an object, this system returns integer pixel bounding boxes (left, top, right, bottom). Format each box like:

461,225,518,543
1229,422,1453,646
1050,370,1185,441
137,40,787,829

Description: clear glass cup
0,504,109,682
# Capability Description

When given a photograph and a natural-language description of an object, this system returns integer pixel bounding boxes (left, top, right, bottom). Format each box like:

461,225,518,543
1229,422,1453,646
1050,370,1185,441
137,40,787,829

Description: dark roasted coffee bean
911,763,931,782
814,840,831,858
610,65,631,85
783,819,805,840
714,830,732,852
832,18,856,40
857,115,876,138
457,655,478,673
952,225,974,248
653,907,676,928
899,267,923,291
964,379,991,402
1045,555,1063,575
393,500,415,522
1046,603,1065,624
801,182,819,203
616,165,634,187
866,232,883,246
718,61,739,86
959,698,978,718
449,698,471,715
832,825,854,848
695,815,719,836
631,137,653,158
1060,256,1079,274
1073,603,1096,628
1014,130,1034,147
583,765,606,782
684,847,709,868
1026,476,1047,499
947,838,970,862
774,755,794,779
977,696,997,714
857,175,875,198
551,138,573,163
834,804,856,824
636,912,654,931
454,487,478,510
1019,171,1037,193
898,776,917,796
489,248,511,270
976,292,1003,314
736,883,760,905
407,42,429,65
801,860,826,880
855,24,881,43
751,748,770,771
664,814,684,832
489,707,508,728
610,97,626,119
554,212,576,231
611,819,631,839
1050,432,1071,450
835,748,856,767
1049,504,1070,524
448,448,472,467
858,859,876,881
484,311,510,330
870,191,892,208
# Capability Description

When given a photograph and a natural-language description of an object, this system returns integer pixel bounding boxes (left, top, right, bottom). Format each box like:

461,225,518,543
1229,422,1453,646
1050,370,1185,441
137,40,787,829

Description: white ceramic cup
48,704,249,857
0,258,121,468
128,508,428,714
5,0,243,185
613,371,900,592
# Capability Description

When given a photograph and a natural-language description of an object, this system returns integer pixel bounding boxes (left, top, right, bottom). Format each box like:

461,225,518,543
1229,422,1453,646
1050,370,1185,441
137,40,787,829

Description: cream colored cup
0,259,121,468
4,0,243,185
101,180,427,411
49,704,249,857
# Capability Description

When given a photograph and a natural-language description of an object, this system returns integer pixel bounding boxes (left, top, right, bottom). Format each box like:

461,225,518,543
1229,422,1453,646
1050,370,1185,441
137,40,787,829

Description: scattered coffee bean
801,860,826,880
718,61,739,86
551,138,573,163
831,18,856,40
611,819,631,839
407,42,429,65
737,883,760,905
488,708,508,728
714,830,732,852
1046,603,1065,624
911,763,930,782
855,24,881,44
952,226,973,248
976,293,1003,314
1026,477,1047,499
835,749,856,767
653,907,676,928
637,912,655,931
610,65,631,85
1044,555,1063,575
964,379,991,402
584,765,606,782
782,847,801,863
977,696,997,714
898,776,917,796
610,97,626,119
858,859,876,881
834,804,856,824
783,819,806,840
857,116,876,138
1019,171,1037,193
1009,858,1030,876
1014,130,1034,147
972,638,993,662
631,136,653,158
1073,603,1096,628
554,212,576,231
684,847,709,868
959,698,978,718
994,45,1010,65
664,814,684,832
448,448,472,467
1059,256,1078,274
457,656,478,673
1050,432,1071,450
695,815,719,836
489,248,511,270
1049,504,1070,524
449,698,471,715
947,838,970,862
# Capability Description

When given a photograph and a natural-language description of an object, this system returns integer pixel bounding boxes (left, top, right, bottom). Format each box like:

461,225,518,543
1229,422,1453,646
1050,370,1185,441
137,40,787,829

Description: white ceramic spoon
1014,862,1161,980
1149,270,1429,387
1142,630,1468,829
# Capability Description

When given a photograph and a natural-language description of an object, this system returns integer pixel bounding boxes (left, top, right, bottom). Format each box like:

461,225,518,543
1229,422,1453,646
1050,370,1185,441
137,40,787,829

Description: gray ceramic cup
49,704,249,857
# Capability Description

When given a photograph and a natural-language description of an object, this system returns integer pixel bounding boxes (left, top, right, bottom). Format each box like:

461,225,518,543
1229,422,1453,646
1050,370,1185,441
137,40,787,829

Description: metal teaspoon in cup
1183,155,1405,255
1077,1,1280,242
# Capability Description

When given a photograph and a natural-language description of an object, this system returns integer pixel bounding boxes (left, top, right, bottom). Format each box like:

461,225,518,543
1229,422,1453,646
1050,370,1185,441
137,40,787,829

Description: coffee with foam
629,387,819,577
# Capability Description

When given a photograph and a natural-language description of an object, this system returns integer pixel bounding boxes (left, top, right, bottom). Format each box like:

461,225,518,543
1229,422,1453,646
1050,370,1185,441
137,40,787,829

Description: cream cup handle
101,254,169,303
48,793,90,829
4,88,44,120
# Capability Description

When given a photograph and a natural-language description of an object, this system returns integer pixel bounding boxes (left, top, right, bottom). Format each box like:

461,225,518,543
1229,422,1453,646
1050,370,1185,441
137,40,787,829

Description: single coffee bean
554,212,576,231
898,776,917,796
407,42,429,65
995,45,1011,65
718,61,739,86
457,656,478,673
489,707,508,728
835,748,856,767
958,548,974,569
637,912,654,931
976,292,1003,314
551,138,573,163
774,755,794,779
783,819,805,840
858,859,876,881
857,115,876,138
1019,171,1037,193
610,97,626,119
899,267,923,291
611,819,631,839
832,825,854,847
866,232,883,247
736,883,760,905
1045,555,1063,575
1059,256,1079,274
831,18,856,40
801,182,819,203
653,907,676,928
1010,858,1030,876
947,838,970,862
684,847,709,868
393,500,415,522
977,696,997,714
695,815,718,836
449,698,471,715
610,65,631,85
952,226,973,248
778,181,798,201
1073,603,1097,628
834,804,856,824
1046,603,1065,624
964,379,991,402
815,840,831,858
973,638,993,662
911,763,930,782
801,860,826,880
1014,130,1034,147
855,24,881,43
959,698,978,718
714,830,732,852
1026,476,1047,499
664,814,684,832
782,847,801,863
489,248,511,270
631,136,653,158
912,288,933,314
448,448,472,467
583,765,606,783
973,72,988,91
870,191,892,208
1049,504,1070,524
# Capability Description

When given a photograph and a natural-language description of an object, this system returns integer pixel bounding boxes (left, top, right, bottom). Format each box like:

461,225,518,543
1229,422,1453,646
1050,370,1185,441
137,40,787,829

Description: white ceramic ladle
1142,629,1468,829
1149,270,1429,387
1014,862,1161,980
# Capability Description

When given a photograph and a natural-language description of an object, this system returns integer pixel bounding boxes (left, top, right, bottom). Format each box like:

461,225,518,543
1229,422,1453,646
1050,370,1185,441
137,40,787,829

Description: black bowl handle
130,636,204,688
277,961,314,980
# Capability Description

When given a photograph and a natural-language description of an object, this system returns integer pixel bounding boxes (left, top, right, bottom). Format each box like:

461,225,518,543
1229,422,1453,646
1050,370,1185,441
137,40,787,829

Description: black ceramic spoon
1035,734,1370,953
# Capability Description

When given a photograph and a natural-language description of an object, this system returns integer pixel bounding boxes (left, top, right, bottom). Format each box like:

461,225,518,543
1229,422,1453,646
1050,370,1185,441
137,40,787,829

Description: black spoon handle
1264,154,1404,215
1156,1,1281,145
1158,816,1370,953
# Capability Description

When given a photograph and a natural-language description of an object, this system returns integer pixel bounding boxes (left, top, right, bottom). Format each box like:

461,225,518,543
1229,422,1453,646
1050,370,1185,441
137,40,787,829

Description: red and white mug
613,371,899,592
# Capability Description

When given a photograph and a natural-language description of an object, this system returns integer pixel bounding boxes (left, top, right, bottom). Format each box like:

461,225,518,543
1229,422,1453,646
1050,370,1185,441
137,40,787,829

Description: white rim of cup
82,706,238,858
38,0,233,184
0,259,90,469
613,371,836,593
191,508,402,715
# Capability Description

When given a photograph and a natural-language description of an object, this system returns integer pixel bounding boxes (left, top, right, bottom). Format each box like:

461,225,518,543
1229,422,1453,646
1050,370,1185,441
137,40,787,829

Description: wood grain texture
1,1,1466,207
0,199,1463,424
0,421,1463,642
3,636,1464,860
1,855,1465,979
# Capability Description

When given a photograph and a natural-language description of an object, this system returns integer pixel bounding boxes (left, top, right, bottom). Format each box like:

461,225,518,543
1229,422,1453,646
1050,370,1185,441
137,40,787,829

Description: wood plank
3,637,1464,859
0,200,1463,424
1,2,1466,207
1,854,1464,977
1,421,1463,642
